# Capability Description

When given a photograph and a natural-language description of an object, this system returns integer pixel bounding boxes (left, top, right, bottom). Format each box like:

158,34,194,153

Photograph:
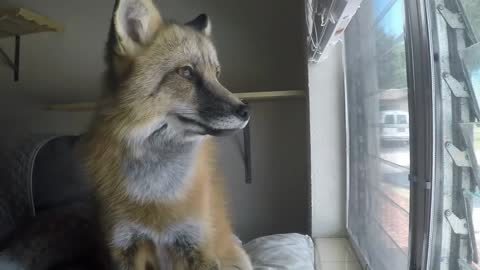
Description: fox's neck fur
84,115,204,203
122,127,202,202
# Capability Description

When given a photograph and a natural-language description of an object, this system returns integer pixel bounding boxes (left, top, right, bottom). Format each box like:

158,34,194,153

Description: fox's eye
178,65,194,79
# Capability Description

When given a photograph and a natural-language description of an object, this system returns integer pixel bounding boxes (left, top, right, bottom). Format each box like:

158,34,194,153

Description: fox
80,0,253,269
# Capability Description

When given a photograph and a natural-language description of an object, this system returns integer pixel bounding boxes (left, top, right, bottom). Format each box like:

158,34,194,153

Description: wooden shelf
235,90,305,101
0,8,63,38
0,8,63,81
46,90,306,111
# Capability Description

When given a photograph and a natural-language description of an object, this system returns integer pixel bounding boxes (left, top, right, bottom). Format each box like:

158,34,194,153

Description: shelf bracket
243,120,252,184
445,141,472,167
0,35,20,81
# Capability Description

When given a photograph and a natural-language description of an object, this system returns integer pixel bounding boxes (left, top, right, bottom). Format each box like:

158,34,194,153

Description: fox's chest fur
122,132,199,202
82,126,216,255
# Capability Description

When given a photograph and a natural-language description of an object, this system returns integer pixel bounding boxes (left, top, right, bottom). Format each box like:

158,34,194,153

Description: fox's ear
112,0,162,56
186,14,212,36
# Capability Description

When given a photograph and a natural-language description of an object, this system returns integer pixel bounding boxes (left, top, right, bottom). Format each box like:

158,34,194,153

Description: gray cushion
0,134,102,270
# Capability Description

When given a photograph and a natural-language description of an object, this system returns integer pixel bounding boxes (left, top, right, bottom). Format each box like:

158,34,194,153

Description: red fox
80,0,253,269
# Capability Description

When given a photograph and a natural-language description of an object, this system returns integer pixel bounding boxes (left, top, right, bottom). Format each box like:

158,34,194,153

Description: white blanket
244,233,315,270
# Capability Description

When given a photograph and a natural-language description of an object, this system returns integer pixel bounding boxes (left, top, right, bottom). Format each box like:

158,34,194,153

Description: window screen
345,0,410,269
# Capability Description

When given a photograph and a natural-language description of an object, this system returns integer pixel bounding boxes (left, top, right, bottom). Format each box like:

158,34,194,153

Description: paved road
379,143,410,188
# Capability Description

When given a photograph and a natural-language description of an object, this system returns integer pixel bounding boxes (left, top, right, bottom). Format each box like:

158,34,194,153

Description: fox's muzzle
179,79,250,136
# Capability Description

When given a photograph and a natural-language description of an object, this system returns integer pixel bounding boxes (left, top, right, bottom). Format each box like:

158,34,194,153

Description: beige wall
308,42,347,237
0,0,309,241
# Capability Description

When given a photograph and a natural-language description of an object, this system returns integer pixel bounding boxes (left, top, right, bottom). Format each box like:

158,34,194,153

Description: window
397,114,408,124
345,0,410,269
428,0,480,269
346,0,480,269
384,114,395,124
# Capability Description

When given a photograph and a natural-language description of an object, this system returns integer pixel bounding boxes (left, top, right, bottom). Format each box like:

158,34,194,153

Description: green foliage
461,0,480,39
375,27,408,90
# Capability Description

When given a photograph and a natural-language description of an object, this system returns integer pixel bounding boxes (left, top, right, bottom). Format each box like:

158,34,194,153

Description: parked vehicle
380,110,409,143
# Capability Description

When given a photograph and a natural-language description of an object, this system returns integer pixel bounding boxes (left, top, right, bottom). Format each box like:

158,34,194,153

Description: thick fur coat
81,0,253,269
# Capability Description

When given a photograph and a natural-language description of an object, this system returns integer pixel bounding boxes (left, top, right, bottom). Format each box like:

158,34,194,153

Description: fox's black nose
235,103,249,120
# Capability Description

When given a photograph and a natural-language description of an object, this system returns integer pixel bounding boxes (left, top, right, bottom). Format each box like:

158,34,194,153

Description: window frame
403,0,436,269
418,0,478,269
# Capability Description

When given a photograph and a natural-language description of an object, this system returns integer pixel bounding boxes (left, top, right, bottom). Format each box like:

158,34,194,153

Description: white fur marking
111,219,205,249
204,18,212,36
159,218,205,246
127,118,167,146
123,119,200,203
111,221,159,248
123,158,194,203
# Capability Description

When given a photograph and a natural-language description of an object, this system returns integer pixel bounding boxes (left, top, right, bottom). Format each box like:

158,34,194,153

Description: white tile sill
314,238,363,270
